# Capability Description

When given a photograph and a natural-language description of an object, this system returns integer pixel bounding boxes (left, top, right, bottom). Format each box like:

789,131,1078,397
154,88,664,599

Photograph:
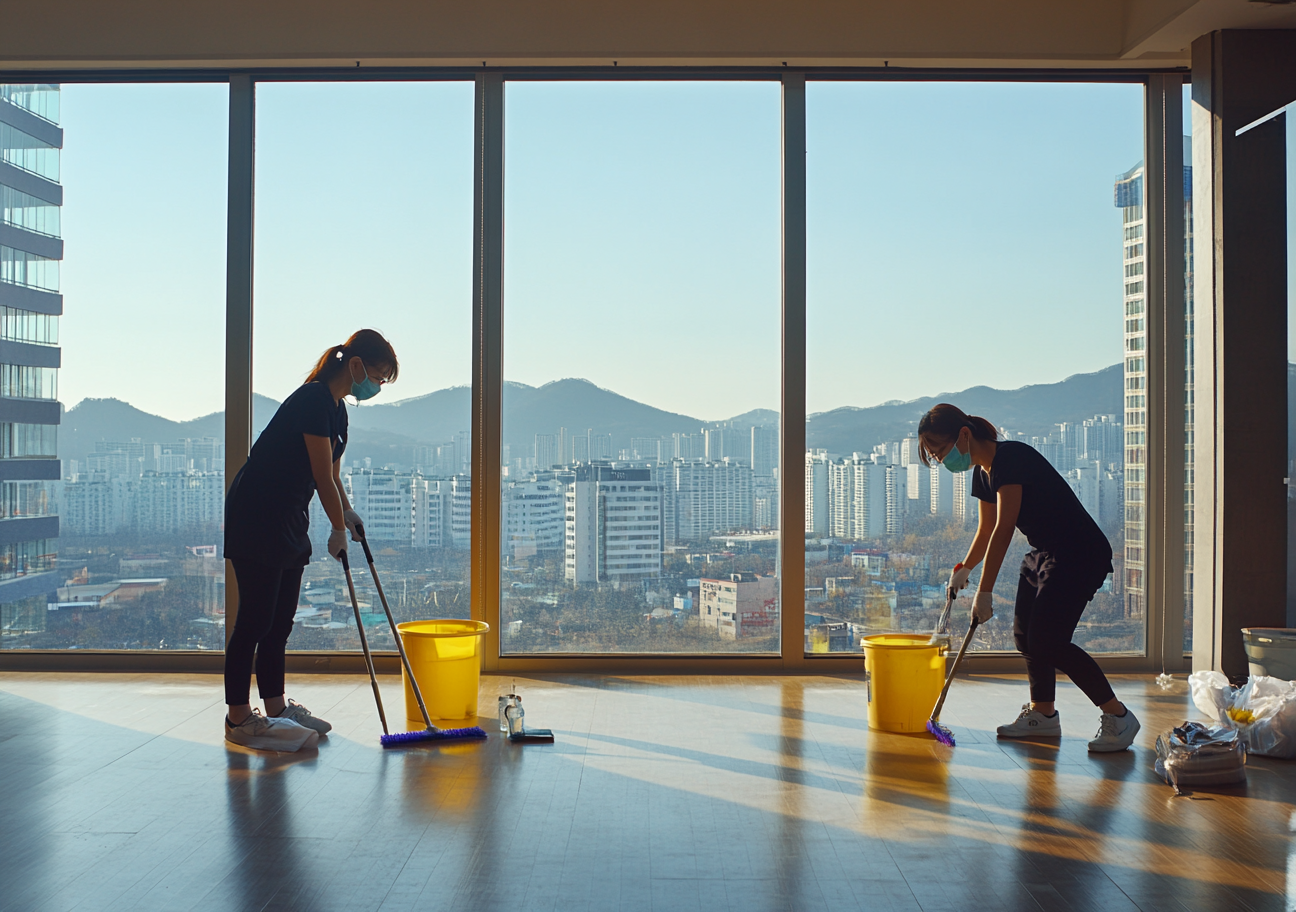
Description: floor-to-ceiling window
499,81,781,654
252,81,474,652
804,80,1144,655
1286,106,1295,627
0,83,229,651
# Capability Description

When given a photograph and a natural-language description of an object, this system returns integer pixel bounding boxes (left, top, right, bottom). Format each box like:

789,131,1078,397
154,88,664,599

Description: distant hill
725,408,779,429
349,378,709,453
66,362,1266,470
60,395,280,466
807,364,1125,457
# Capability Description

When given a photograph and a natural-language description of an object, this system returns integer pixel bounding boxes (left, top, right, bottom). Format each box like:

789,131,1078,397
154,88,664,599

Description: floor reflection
4,672,1295,911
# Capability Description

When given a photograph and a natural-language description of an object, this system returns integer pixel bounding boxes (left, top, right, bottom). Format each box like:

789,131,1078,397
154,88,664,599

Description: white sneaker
1088,708,1140,752
225,709,320,752
996,703,1062,738
275,699,332,735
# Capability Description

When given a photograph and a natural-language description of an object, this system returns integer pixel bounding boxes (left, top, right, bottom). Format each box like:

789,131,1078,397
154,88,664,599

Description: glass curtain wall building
0,85,62,642
1113,135,1193,645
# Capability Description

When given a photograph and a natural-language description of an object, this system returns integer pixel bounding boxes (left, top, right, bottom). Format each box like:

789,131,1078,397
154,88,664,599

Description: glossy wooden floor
0,671,1290,912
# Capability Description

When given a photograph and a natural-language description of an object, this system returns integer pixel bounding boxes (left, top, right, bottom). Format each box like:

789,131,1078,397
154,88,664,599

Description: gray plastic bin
1242,628,1296,680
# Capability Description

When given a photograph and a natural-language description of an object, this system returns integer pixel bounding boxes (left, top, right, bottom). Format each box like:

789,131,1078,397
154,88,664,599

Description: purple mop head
926,719,956,747
381,726,488,748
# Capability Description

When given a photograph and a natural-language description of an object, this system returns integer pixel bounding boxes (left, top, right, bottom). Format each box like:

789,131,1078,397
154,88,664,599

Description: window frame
0,66,1190,675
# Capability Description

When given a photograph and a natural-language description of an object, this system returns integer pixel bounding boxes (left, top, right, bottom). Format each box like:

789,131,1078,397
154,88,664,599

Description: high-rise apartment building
805,450,829,534
564,465,662,584
667,459,753,543
952,469,975,527
131,472,224,533
630,437,664,463
0,84,62,635
1114,137,1192,621
751,425,778,478
827,456,887,540
503,473,565,559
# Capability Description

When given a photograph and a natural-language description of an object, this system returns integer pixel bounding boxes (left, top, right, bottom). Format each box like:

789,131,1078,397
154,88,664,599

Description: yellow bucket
860,634,947,733
396,620,490,726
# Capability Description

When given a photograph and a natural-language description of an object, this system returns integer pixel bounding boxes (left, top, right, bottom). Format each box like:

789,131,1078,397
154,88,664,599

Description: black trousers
1013,551,1116,707
224,559,304,706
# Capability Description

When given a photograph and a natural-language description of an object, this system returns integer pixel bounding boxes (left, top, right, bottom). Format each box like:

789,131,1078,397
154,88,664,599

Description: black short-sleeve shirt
971,440,1112,571
224,382,348,568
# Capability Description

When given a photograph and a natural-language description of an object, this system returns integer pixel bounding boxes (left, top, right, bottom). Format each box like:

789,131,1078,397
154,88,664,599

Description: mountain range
57,365,1139,469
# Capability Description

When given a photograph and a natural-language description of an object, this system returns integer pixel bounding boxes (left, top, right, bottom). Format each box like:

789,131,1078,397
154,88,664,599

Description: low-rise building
698,572,777,639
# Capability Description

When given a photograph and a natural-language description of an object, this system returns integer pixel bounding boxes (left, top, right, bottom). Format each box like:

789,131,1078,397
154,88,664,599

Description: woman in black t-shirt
918,403,1141,753
222,329,398,752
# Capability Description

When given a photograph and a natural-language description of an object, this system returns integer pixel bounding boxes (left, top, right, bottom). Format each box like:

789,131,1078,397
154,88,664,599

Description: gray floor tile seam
79,825,243,912
51,806,244,911
295,847,421,912
1,832,138,912
93,822,253,912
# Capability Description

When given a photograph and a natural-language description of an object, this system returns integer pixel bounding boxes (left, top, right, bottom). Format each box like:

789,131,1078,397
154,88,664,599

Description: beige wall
0,0,1201,70
4,1,1296,72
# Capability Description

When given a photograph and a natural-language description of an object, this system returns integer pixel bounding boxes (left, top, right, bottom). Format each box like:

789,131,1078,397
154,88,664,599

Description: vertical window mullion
224,75,255,650
472,73,505,671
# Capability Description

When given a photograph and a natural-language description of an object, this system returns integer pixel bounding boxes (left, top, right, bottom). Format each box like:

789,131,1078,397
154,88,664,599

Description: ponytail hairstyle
917,403,998,467
305,329,399,387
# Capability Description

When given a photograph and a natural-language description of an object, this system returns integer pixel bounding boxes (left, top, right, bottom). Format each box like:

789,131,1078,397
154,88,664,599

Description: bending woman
222,329,398,751
918,403,1140,752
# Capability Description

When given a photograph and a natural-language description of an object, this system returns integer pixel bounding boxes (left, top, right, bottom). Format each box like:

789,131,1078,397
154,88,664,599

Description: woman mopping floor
918,403,1140,752
222,329,398,751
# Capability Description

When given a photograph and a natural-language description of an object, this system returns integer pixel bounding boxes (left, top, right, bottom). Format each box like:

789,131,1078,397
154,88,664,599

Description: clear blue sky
53,80,1294,422
253,82,474,408
59,83,228,420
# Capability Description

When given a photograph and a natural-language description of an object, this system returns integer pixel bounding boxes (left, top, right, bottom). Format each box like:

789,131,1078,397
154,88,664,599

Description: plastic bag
1154,721,1247,794
1188,670,1296,759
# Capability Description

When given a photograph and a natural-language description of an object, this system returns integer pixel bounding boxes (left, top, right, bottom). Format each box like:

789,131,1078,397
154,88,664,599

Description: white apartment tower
564,465,662,584
503,474,565,559
805,450,829,534
668,459,753,543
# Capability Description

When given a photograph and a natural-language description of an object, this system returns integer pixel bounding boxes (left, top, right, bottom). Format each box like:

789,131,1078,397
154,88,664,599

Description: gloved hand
327,527,348,561
972,591,994,623
947,563,972,599
344,508,364,541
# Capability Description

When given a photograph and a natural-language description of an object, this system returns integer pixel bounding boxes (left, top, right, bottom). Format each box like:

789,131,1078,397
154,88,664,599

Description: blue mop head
381,726,488,748
927,719,956,747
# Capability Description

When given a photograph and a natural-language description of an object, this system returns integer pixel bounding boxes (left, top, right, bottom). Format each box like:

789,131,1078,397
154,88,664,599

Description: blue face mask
941,435,972,474
350,361,382,401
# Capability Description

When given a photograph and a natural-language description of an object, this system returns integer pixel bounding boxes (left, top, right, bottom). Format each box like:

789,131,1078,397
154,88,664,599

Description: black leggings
1013,552,1116,707
224,559,304,706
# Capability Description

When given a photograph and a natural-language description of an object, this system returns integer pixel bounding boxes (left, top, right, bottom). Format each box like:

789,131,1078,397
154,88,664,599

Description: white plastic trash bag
1188,670,1296,759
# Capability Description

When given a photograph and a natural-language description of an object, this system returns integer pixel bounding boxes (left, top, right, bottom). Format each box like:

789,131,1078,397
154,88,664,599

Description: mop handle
930,616,981,721
355,524,436,732
341,551,389,735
